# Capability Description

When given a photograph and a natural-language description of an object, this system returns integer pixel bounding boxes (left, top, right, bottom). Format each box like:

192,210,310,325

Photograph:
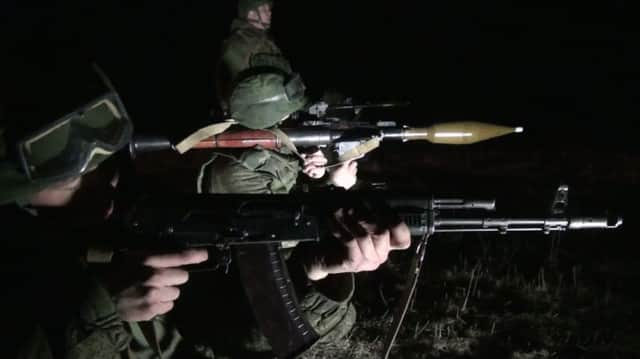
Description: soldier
0,63,214,358
209,0,358,187
191,67,367,357
216,0,284,113
201,70,359,194
1,63,410,358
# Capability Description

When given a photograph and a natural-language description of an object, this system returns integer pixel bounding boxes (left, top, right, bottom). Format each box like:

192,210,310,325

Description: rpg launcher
131,121,524,164
92,187,621,359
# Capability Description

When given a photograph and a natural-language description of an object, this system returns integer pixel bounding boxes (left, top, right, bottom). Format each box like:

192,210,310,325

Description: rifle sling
338,136,381,163
233,243,319,359
381,234,431,359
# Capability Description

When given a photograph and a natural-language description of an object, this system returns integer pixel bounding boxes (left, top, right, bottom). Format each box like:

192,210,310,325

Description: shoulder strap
175,121,236,154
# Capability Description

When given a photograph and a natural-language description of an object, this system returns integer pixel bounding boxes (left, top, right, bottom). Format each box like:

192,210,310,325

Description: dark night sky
2,3,639,355
3,1,638,144
279,1,639,152
2,1,639,216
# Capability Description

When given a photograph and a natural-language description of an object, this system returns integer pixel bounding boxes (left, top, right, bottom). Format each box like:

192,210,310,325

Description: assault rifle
100,187,621,359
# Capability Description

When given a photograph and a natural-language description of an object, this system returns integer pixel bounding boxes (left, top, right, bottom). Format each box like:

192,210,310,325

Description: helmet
238,0,273,18
0,64,133,205
229,71,307,129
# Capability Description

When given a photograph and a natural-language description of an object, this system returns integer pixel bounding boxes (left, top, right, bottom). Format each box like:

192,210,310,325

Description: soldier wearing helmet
194,69,360,356
206,0,358,185
200,69,357,194
2,61,409,358
0,63,211,358
215,0,286,115
190,4,367,349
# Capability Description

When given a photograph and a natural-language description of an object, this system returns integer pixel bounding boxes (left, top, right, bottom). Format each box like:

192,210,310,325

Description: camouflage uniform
1,205,193,359
0,65,192,359
197,146,357,357
199,2,357,353
196,131,358,355
216,6,291,112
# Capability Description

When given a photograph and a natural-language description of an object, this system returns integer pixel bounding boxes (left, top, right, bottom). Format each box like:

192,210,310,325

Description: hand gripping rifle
97,188,621,359
380,185,621,358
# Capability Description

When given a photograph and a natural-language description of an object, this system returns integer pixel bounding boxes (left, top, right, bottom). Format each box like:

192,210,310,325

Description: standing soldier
191,69,362,357
198,0,357,193
182,1,361,351
216,0,288,114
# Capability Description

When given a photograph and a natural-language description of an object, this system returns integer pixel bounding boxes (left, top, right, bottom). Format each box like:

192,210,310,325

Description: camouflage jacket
197,148,357,355
216,19,293,111
1,206,188,359
4,192,354,358
199,148,301,194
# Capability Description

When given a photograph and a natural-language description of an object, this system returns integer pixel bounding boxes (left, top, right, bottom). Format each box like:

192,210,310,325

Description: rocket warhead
401,121,524,145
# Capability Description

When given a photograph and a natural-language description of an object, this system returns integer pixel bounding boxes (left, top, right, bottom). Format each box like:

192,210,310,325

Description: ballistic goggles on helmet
16,92,133,182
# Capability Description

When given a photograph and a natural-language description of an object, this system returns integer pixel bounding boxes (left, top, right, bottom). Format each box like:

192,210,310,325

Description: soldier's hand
328,159,358,190
303,207,411,281
107,249,208,322
301,150,328,179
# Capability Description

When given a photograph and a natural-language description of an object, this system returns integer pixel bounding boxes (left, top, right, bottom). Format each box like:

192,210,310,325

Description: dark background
3,1,640,356
2,0,638,260
3,1,638,142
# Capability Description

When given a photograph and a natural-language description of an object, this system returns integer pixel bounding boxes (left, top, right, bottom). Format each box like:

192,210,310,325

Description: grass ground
132,148,639,359
302,230,640,359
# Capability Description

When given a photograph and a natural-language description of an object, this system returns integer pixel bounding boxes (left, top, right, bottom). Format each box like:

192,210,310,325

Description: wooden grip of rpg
192,130,280,150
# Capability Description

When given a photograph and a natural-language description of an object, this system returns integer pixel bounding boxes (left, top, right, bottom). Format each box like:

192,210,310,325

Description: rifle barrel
399,214,622,236
435,217,622,230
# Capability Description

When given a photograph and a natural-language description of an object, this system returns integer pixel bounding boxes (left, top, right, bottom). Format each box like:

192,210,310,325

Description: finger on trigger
144,268,189,287
144,286,181,303
143,249,209,268
148,301,174,317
